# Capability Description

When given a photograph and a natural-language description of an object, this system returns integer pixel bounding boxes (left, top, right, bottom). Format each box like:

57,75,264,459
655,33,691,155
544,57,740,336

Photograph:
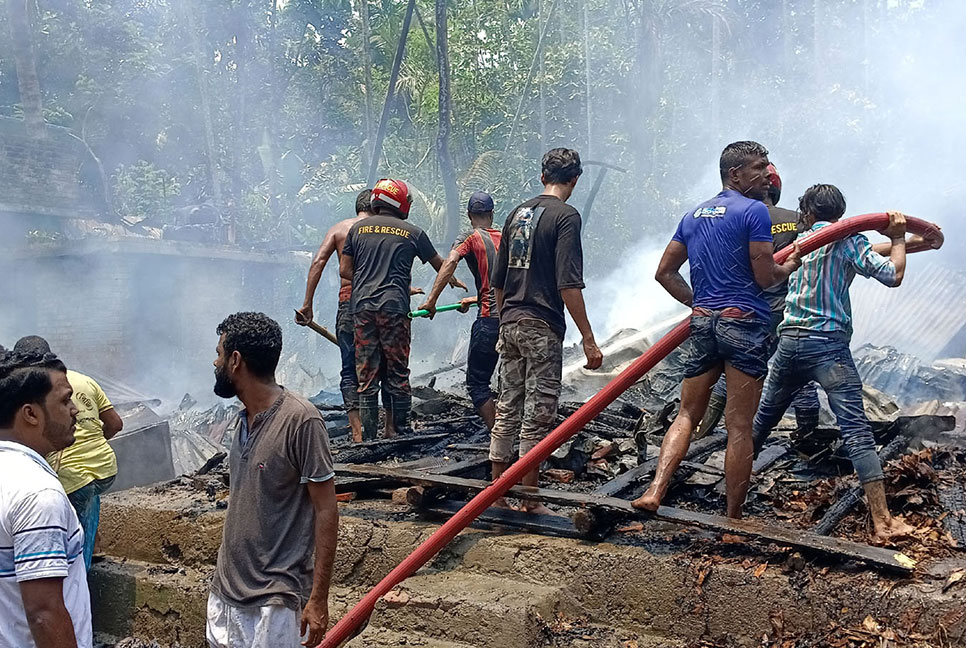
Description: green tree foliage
0,0,940,269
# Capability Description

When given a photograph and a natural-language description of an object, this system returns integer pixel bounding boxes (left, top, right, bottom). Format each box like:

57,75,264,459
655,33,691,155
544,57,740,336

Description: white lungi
206,591,303,648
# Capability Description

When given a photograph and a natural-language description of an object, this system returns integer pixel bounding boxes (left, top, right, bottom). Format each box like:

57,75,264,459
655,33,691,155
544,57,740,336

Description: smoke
580,0,966,359
3,0,965,404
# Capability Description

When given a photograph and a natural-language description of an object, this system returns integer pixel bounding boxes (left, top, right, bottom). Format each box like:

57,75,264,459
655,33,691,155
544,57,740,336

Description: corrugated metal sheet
850,259,966,362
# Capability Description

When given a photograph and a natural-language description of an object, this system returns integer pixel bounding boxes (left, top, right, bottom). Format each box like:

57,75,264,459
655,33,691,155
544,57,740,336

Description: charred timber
333,463,913,572
812,435,909,536
594,431,727,498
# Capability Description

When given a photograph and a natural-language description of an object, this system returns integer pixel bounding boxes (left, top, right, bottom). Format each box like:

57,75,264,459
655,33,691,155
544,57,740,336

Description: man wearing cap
419,191,503,429
696,164,820,440
341,179,466,441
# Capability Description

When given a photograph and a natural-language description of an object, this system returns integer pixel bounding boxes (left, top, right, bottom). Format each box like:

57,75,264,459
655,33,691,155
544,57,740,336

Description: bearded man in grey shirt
206,312,338,648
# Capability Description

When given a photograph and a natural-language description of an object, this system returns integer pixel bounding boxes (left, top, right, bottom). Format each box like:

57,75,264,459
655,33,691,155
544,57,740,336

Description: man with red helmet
340,179,465,440
296,189,395,443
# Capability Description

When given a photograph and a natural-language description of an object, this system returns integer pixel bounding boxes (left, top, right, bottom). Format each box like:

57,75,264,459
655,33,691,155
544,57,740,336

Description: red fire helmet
371,178,413,216
766,164,782,193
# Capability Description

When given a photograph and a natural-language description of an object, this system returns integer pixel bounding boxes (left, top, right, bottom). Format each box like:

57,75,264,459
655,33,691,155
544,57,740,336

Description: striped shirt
0,440,91,648
781,221,898,337
453,227,502,319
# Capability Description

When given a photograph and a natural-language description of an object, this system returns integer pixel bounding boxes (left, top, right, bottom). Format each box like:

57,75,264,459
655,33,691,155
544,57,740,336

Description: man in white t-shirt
0,348,90,648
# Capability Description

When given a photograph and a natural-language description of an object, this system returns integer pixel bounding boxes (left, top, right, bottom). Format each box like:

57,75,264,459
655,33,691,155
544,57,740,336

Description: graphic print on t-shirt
695,206,727,219
507,206,545,269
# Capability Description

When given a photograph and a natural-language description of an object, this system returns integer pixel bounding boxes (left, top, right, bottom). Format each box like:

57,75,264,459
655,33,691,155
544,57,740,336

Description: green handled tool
408,302,479,319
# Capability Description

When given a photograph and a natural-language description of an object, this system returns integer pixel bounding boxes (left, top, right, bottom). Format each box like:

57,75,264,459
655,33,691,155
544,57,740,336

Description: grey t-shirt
210,390,334,610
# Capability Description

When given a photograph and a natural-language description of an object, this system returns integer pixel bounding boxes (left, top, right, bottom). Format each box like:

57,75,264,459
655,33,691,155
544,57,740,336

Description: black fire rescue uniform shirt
342,214,438,315
763,205,801,312
491,195,584,338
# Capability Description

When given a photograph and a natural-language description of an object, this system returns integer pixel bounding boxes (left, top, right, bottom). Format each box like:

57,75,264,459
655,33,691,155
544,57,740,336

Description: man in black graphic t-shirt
341,178,465,440
489,148,603,514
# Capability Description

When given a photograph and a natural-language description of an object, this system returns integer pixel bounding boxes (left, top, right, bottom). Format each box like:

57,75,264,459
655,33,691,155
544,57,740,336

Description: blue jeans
466,318,500,408
711,310,820,422
67,474,116,570
753,331,883,484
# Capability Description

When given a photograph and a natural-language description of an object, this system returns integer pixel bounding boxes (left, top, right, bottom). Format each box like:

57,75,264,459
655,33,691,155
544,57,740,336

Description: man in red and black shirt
420,191,502,428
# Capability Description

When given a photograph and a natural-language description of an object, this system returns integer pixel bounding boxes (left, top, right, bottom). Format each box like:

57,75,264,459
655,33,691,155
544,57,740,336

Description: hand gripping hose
320,213,943,647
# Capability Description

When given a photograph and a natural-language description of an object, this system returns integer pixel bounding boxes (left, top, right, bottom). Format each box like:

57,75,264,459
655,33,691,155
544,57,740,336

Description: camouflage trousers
354,310,412,440
490,319,563,463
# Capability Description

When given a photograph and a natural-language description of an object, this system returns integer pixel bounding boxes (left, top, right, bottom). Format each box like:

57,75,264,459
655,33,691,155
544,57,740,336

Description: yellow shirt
47,370,118,494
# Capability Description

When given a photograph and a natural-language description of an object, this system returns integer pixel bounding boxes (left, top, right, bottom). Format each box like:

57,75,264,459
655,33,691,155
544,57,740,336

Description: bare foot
492,498,517,511
351,429,363,443
871,516,915,545
631,487,662,512
522,502,557,516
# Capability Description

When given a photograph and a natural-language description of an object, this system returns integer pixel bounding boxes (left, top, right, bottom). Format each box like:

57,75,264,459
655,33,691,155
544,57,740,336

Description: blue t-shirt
672,189,773,319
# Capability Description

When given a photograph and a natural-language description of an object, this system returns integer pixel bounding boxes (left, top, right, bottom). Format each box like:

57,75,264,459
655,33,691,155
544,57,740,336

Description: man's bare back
297,212,370,325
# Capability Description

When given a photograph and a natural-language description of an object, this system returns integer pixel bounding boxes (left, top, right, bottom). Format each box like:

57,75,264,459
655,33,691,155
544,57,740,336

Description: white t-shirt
0,440,92,648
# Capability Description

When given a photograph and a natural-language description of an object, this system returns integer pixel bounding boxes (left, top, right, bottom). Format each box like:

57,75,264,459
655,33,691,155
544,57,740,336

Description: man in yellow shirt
13,337,123,569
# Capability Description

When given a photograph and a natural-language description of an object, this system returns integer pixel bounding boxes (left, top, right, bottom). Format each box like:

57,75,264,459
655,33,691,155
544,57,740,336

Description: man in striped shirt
420,191,503,429
0,348,90,648
753,184,937,543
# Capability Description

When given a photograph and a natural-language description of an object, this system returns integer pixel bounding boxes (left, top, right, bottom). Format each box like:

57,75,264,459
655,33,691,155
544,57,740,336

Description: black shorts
466,317,500,408
683,308,770,380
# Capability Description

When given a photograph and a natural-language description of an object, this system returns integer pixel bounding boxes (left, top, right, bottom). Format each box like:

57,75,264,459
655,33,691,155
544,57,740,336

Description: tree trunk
368,0,417,186
710,15,720,141
359,0,375,166
229,0,250,230
538,0,547,145
505,0,558,152
6,0,45,138
182,0,223,208
583,0,592,158
436,0,460,244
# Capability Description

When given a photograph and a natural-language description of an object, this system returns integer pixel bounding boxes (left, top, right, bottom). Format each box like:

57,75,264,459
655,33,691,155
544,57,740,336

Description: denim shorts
683,307,771,380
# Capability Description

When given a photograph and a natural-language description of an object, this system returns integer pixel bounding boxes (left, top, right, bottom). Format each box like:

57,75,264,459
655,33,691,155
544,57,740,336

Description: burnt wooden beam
812,435,909,536
331,432,449,464
938,481,966,547
333,463,913,572
710,442,791,495
594,432,727,498
422,498,583,539
336,456,488,495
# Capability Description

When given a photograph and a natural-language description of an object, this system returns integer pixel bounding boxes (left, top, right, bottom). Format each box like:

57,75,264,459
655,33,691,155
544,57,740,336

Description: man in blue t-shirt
632,141,801,519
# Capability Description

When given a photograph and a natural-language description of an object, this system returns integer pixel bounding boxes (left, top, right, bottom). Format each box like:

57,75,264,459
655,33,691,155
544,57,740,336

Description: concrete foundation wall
93,493,966,647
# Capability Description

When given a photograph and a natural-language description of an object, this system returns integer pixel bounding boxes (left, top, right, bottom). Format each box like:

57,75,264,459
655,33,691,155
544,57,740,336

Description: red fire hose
320,213,943,647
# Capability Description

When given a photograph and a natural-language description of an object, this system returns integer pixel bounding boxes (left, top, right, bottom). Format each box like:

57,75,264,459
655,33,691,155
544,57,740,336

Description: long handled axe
294,310,339,346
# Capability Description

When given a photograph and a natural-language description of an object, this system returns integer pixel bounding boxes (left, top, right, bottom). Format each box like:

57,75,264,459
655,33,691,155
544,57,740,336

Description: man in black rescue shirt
341,178,465,440
489,148,603,514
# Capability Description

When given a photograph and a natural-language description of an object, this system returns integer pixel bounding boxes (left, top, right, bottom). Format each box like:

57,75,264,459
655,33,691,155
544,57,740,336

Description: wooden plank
711,442,791,495
336,456,488,495
594,432,727,498
334,463,913,572
331,432,449,464
421,498,583,539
